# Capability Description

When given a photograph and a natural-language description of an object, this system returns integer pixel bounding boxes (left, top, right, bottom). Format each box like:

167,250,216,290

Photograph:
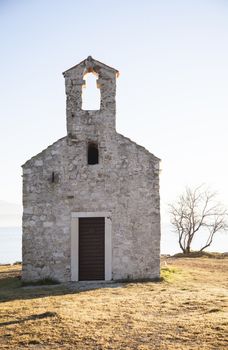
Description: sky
0,0,228,251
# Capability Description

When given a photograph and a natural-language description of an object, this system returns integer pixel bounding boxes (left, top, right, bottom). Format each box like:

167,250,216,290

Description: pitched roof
62,56,119,77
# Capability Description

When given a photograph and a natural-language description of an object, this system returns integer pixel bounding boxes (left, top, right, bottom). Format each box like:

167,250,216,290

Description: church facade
22,57,161,282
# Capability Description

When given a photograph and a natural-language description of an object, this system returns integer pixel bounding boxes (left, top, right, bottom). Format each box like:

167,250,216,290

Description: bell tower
63,56,119,141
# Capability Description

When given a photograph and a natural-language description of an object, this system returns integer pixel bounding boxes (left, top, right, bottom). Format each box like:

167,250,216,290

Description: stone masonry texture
22,56,161,282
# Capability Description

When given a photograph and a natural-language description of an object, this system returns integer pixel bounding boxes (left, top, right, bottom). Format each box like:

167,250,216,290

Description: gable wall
22,133,160,282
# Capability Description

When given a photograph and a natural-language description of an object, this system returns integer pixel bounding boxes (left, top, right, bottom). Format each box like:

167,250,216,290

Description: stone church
22,56,161,282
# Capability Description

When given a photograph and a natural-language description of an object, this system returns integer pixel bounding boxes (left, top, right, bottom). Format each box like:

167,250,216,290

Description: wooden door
79,217,105,280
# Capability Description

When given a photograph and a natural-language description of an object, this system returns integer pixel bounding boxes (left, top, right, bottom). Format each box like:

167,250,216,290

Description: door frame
71,212,112,281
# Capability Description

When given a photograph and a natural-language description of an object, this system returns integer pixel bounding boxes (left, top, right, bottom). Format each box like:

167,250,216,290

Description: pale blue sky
0,0,228,250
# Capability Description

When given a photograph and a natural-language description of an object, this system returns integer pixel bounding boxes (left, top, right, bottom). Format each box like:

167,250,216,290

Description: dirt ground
0,256,227,349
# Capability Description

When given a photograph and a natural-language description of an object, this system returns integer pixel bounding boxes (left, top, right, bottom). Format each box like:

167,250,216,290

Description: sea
0,225,227,264
0,227,22,264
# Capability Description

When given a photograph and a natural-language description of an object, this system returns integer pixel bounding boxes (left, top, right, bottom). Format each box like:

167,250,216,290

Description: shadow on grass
0,275,74,303
0,311,57,327
21,277,60,287
0,273,164,303
0,277,21,289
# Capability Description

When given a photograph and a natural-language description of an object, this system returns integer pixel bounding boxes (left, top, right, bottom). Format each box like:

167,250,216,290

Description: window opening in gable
82,72,100,110
88,142,99,165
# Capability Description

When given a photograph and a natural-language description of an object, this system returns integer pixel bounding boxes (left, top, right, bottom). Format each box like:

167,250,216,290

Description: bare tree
169,185,228,254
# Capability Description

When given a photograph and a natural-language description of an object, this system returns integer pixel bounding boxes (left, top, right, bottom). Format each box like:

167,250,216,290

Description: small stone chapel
22,56,161,282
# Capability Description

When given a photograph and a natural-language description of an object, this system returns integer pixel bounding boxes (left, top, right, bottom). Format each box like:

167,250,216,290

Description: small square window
88,143,99,164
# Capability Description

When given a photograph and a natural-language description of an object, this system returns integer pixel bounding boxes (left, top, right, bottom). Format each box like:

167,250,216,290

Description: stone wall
22,57,160,282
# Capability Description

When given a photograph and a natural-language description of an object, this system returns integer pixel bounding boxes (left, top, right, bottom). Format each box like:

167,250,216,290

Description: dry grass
0,257,227,349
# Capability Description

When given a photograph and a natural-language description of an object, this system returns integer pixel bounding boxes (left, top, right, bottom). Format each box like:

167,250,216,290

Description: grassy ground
0,257,227,349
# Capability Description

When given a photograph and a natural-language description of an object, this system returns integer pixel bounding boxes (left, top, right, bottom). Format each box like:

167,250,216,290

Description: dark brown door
79,217,105,281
